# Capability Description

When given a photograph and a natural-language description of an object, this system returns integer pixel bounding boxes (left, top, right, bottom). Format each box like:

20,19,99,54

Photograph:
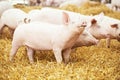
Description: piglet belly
24,37,53,50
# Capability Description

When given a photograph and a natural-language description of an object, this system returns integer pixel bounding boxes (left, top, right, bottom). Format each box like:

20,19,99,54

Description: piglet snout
81,22,87,27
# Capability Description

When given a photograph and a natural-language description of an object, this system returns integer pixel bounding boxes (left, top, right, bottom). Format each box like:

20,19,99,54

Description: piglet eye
119,33,120,36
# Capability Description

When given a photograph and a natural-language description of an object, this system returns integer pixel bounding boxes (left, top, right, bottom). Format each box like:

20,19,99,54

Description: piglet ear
111,24,118,29
91,19,97,25
62,12,70,25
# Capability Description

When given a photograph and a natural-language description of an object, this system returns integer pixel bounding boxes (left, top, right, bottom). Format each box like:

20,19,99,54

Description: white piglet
87,13,120,48
0,8,29,35
10,12,86,63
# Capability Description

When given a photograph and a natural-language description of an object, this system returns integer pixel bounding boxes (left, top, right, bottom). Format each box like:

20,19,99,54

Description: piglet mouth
80,24,87,27
82,25,87,27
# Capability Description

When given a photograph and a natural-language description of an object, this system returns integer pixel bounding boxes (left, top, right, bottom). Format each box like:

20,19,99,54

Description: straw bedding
0,2,120,80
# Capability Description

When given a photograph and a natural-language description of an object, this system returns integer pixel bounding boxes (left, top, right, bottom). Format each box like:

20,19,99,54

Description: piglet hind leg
26,46,34,64
53,48,63,63
9,45,19,62
9,28,14,37
62,48,71,64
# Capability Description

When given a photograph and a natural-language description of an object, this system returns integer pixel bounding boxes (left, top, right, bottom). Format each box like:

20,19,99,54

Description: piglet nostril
81,22,87,27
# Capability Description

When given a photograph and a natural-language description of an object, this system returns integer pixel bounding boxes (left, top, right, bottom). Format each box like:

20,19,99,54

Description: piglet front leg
62,48,71,64
9,45,19,61
53,48,63,63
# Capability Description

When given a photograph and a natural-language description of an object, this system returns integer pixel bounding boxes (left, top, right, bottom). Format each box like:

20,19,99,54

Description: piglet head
62,11,86,33
111,23,120,41
73,19,87,34
78,30,99,46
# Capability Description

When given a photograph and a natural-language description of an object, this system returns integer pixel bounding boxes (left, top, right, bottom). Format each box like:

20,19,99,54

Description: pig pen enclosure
0,2,120,80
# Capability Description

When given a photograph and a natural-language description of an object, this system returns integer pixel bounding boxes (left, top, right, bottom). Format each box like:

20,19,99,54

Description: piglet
0,8,28,35
87,13,120,48
10,12,86,64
